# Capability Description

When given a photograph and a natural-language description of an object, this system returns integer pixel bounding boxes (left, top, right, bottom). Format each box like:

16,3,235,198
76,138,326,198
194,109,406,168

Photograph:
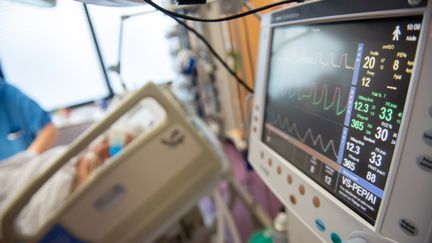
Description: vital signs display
262,16,422,225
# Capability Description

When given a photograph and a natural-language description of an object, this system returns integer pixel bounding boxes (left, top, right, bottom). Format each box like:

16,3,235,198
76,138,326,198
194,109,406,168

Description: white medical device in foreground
1,83,226,242
248,0,432,242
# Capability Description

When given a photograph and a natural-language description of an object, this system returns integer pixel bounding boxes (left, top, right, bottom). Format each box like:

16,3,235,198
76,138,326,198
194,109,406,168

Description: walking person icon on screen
393,25,401,41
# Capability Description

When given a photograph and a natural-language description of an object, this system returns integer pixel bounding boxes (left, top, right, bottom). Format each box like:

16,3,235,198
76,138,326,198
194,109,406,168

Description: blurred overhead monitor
0,0,112,111
87,5,178,92
7,0,56,7
73,0,146,7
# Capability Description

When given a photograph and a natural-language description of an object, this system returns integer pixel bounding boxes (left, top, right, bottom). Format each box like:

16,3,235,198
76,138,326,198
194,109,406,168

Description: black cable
144,0,301,23
169,16,254,93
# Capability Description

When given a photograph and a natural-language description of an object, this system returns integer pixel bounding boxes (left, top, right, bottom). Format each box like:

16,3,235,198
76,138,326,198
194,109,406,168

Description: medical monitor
248,0,432,242
265,16,423,226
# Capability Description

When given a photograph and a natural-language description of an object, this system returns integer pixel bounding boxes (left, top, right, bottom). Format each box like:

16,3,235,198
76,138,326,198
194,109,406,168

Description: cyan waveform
271,112,339,159
286,83,349,116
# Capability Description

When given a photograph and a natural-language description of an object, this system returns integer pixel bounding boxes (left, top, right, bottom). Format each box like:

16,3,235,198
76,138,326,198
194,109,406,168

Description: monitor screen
0,0,111,111
262,16,422,225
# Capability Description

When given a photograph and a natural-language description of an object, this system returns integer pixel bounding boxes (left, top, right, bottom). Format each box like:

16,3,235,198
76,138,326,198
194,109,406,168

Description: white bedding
0,147,76,238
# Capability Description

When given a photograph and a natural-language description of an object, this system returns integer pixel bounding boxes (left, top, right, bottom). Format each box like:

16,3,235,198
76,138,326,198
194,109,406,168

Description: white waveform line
273,113,339,158
318,52,329,66
330,53,355,70
276,52,355,70
319,52,355,70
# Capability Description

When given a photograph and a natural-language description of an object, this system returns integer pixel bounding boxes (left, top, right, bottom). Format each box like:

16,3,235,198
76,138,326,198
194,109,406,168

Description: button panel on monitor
315,218,326,232
330,232,342,243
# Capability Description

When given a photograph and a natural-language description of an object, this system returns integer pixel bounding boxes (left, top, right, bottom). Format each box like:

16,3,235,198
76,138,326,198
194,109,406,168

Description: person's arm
27,123,59,154
3,83,57,155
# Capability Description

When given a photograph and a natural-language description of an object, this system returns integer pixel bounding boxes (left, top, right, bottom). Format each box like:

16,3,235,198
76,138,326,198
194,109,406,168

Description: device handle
343,238,368,243
0,83,164,242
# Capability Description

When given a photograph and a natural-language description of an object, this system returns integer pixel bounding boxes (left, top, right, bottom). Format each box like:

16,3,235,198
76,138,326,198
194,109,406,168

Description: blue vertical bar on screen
351,43,364,86
337,127,348,164
344,87,356,127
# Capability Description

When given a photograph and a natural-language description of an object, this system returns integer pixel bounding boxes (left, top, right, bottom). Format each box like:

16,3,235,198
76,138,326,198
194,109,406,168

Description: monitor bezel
253,2,430,230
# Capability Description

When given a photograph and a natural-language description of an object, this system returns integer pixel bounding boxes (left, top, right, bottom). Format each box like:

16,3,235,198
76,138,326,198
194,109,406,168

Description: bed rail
1,82,225,242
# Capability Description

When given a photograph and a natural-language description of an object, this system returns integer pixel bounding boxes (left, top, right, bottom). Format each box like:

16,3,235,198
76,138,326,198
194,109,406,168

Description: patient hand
72,138,110,191
71,132,135,192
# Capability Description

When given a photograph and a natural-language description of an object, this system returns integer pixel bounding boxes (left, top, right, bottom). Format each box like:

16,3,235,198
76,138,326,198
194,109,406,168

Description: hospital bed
1,82,229,243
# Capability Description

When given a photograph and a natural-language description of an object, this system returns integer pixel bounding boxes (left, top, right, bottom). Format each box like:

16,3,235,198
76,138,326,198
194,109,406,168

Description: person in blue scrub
0,80,58,160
